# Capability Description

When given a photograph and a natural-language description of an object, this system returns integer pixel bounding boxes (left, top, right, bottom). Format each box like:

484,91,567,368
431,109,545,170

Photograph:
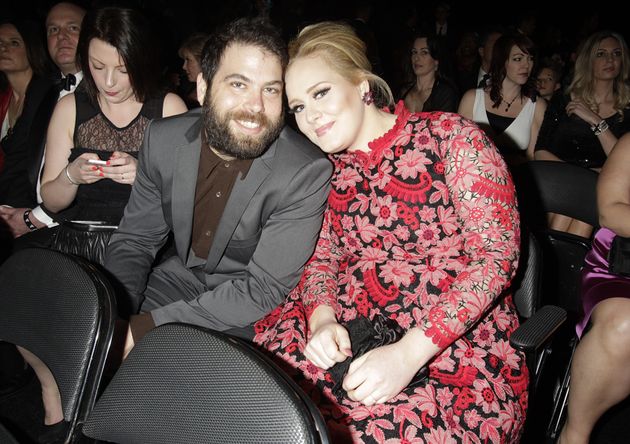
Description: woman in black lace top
40,7,186,224
27,7,186,440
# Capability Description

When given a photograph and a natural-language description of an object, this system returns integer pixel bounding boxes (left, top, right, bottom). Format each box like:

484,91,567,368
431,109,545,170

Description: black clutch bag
608,235,630,277
328,316,428,398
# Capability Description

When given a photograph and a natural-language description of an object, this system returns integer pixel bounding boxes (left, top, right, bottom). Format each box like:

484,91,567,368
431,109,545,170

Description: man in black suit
0,2,85,239
424,3,458,42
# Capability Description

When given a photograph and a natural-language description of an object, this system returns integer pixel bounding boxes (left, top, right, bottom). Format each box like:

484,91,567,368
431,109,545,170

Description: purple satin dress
577,227,630,337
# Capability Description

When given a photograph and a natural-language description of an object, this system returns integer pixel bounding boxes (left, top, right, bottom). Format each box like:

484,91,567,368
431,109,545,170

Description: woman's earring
362,90,374,106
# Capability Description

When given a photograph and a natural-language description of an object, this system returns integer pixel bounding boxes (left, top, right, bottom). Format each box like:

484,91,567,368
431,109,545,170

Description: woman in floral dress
254,22,527,443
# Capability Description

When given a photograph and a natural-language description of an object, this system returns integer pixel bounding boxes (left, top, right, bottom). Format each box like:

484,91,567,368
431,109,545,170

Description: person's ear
359,79,375,106
359,79,370,97
196,73,207,105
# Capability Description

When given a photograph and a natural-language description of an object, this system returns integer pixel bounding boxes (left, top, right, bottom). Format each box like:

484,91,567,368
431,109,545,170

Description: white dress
472,88,535,153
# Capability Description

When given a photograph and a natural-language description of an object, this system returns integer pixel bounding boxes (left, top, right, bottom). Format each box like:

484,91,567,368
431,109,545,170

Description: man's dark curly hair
200,17,287,87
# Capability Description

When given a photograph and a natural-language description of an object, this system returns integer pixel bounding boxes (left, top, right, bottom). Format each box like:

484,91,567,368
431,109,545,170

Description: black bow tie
58,73,76,91
478,73,490,88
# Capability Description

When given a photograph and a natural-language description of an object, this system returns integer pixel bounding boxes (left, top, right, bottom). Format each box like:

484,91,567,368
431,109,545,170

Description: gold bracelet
64,165,80,185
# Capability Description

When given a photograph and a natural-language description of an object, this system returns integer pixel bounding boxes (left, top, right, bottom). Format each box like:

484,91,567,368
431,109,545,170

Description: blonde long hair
568,30,630,118
288,21,393,108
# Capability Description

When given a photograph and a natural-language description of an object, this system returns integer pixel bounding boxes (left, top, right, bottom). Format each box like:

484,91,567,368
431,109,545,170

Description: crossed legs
558,297,630,444
548,213,594,239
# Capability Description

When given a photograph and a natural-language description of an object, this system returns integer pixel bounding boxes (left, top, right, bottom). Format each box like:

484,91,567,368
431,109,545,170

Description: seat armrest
509,305,567,352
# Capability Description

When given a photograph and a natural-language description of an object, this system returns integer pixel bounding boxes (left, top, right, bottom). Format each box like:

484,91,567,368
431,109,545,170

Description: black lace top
66,90,165,224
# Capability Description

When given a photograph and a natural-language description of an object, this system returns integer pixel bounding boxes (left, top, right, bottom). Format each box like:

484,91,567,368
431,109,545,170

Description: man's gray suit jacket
104,108,332,332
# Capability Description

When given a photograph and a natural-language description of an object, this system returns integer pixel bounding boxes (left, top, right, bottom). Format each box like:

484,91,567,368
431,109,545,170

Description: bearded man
104,17,332,353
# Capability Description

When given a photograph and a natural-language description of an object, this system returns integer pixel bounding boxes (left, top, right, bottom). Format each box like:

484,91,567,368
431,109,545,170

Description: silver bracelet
591,119,609,136
65,165,80,185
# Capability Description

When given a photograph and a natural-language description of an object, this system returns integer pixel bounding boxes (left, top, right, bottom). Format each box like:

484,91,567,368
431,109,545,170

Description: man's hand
0,206,45,238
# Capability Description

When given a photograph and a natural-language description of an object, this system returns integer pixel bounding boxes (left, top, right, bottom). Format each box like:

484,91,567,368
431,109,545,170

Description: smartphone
87,159,107,165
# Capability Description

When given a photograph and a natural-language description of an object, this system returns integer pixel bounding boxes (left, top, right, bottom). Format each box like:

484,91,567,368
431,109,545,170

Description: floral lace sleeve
415,117,520,350
301,209,345,319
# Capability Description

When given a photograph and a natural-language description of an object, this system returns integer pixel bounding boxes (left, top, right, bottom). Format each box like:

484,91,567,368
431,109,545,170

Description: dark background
3,0,628,93
4,0,625,40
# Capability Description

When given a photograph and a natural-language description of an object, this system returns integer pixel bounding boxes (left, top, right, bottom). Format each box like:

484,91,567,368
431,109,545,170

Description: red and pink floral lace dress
254,103,528,443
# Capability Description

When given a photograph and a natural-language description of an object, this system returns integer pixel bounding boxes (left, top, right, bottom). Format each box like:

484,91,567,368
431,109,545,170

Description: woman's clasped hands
305,307,432,407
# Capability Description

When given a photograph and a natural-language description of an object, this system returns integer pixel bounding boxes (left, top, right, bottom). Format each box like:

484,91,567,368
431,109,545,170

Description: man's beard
202,94,284,159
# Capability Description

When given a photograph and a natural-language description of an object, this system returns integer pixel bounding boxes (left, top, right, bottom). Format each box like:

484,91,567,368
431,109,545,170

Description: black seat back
83,323,330,444
512,160,599,230
0,248,116,438
512,161,597,316
512,232,543,320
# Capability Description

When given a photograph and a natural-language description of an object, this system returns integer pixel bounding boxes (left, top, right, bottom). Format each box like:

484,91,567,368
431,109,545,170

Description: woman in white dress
458,32,546,166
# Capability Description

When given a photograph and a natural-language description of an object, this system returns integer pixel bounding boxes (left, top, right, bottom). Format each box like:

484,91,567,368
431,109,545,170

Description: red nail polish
99,172,104,177
106,161,111,166
91,166,98,171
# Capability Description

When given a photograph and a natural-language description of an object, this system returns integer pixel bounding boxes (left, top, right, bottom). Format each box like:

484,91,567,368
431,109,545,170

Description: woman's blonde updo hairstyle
288,21,393,108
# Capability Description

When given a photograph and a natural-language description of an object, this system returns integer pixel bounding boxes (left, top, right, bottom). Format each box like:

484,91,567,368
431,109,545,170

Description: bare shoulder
48,93,76,137
53,93,76,115
457,89,477,117
162,93,188,117
599,134,630,188
598,133,630,216
462,88,477,101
